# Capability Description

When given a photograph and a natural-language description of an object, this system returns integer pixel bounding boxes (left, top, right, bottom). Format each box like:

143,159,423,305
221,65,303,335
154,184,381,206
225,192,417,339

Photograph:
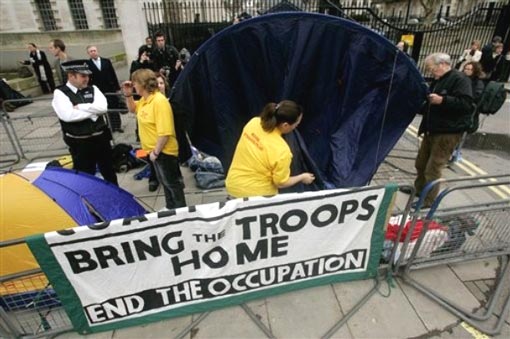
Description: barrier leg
174,312,210,339
321,277,382,339
241,303,275,339
400,254,510,335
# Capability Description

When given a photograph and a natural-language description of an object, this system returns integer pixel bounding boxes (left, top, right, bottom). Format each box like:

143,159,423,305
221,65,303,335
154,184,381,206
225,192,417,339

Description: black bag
0,79,32,109
111,143,143,173
477,81,507,115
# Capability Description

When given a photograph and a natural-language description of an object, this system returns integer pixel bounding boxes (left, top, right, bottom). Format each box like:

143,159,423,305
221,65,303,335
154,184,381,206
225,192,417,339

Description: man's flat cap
61,59,92,74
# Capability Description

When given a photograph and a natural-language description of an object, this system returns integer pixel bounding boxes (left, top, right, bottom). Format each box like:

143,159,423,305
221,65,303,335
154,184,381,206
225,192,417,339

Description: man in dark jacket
151,32,179,83
86,45,123,132
414,53,474,207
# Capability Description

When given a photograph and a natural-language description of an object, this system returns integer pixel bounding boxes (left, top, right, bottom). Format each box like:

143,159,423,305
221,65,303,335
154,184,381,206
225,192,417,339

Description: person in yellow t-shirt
122,69,186,209
226,100,315,198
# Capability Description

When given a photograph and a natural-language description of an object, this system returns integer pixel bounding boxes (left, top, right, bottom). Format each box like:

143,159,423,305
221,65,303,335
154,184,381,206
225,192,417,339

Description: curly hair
464,61,484,79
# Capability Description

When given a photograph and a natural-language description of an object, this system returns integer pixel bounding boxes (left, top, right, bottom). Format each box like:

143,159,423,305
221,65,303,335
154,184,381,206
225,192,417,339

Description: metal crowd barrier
393,175,510,335
0,94,134,167
0,238,73,338
0,109,21,169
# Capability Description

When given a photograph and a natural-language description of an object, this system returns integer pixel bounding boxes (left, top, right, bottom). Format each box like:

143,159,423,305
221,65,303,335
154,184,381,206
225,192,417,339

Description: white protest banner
27,185,396,334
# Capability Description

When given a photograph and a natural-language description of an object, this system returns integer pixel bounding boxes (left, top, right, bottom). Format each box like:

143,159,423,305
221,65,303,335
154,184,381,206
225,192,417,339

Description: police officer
51,60,118,185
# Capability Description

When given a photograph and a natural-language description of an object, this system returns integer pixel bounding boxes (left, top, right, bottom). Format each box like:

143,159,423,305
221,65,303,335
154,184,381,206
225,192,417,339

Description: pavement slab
266,284,351,339
332,278,426,338
397,265,482,331
448,258,499,282
464,281,489,303
189,305,269,339
112,315,192,339
56,330,114,339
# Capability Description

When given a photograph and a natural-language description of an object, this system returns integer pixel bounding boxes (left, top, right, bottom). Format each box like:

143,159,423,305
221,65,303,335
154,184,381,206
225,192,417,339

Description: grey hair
425,53,451,66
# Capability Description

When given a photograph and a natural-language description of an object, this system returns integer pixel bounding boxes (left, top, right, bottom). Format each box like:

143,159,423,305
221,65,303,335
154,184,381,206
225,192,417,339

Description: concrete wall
117,0,150,65
0,0,40,32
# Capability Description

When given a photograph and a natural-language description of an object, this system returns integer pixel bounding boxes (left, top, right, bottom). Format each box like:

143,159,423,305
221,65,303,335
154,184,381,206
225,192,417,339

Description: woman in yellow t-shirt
226,100,315,198
122,69,186,209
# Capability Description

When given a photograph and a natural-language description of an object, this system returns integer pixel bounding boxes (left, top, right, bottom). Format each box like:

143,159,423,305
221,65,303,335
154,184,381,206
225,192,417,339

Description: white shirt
93,57,101,70
52,82,107,122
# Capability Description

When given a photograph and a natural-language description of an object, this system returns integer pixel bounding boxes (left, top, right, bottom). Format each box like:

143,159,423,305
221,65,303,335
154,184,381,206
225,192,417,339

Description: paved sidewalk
51,129,509,338
2,81,509,339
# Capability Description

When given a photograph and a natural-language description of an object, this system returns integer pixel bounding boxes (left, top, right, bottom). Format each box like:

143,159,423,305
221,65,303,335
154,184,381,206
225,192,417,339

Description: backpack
45,155,73,169
477,81,507,115
112,143,144,173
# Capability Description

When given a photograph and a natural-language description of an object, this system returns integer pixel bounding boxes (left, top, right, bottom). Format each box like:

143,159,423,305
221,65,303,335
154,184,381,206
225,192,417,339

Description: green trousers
414,133,463,207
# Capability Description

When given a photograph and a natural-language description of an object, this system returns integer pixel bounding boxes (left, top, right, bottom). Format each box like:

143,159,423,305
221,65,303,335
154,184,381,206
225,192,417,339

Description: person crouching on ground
226,100,315,198
414,53,473,207
122,69,186,209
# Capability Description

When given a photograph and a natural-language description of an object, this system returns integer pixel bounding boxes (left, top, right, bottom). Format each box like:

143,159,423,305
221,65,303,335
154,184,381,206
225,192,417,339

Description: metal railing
0,94,137,169
142,1,508,71
392,175,510,335
0,237,72,338
0,109,21,169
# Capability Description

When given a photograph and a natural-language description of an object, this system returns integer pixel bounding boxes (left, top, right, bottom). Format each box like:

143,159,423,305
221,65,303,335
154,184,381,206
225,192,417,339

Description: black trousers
65,131,118,186
152,153,186,209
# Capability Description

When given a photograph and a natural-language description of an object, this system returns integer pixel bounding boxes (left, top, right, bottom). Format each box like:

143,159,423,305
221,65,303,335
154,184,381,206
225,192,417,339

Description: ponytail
259,100,302,132
260,103,278,131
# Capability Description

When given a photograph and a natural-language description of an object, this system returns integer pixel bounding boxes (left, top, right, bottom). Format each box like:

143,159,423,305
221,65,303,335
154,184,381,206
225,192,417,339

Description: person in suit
20,43,55,94
86,45,123,132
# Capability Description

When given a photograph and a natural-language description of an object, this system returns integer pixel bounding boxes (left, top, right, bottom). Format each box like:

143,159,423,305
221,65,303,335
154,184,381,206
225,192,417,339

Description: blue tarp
33,167,146,225
171,12,428,188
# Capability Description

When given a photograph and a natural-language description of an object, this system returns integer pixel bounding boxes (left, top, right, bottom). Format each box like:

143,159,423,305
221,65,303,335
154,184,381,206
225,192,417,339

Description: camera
179,48,190,64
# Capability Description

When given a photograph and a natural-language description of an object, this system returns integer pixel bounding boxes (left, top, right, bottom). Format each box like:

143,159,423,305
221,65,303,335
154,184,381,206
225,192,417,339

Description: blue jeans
153,153,186,209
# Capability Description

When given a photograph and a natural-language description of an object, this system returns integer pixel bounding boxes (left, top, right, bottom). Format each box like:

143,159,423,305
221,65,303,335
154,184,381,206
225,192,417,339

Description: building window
35,0,58,31
68,0,89,29
100,0,119,29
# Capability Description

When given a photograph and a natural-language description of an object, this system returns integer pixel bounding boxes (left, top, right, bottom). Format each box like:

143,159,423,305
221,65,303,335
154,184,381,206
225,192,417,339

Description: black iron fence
143,0,510,71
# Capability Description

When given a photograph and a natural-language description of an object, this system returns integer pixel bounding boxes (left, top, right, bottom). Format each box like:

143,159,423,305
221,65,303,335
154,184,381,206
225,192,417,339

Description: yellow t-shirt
135,92,178,156
226,117,292,198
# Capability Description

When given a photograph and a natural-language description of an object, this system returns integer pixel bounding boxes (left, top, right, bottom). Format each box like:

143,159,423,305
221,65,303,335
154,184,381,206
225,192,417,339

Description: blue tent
33,167,146,225
171,12,428,188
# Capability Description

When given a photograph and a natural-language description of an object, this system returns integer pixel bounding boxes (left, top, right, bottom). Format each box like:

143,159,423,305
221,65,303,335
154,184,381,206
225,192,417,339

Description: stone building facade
0,0,150,72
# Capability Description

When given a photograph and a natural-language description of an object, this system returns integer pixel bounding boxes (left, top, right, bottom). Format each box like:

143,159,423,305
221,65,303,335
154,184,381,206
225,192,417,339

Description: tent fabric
0,169,146,285
171,12,428,188
0,173,77,278
33,167,146,225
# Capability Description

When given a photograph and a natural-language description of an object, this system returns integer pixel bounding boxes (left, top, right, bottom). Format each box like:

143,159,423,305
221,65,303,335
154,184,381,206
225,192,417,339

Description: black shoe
148,180,159,192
